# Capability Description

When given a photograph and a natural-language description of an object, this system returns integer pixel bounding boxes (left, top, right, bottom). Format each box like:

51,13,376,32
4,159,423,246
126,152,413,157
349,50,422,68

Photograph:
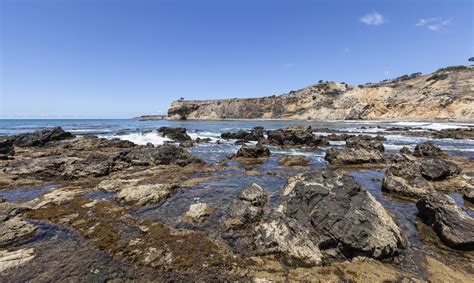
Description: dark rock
265,126,329,147
195,137,212,143
399,146,412,155
0,138,15,159
413,141,443,157
12,127,74,147
116,144,202,166
345,136,385,152
464,188,474,203
225,183,268,229
232,144,271,159
115,130,129,136
157,127,191,142
62,154,114,180
234,140,248,145
419,158,461,181
432,128,474,140
254,169,405,264
221,127,264,141
180,140,194,148
417,192,474,250
325,147,384,164
278,155,310,167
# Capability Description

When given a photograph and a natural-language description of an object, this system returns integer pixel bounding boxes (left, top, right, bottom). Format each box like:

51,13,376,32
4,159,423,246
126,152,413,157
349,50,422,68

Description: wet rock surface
278,155,310,167
416,192,474,250
325,136,385,165
158,127,192,142
11,127,74,147
265,126,329,147
183,202,212,224
231,144,271,159
255,169,406,264
221,127,264,141
225,183,268,229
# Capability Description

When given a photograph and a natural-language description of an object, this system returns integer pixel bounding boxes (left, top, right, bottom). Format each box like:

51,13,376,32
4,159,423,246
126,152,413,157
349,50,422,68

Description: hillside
167,66,474,121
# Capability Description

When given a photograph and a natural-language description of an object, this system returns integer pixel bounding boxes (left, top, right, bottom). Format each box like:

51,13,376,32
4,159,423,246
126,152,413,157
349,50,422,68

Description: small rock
183,202,212,224
278,156,310,167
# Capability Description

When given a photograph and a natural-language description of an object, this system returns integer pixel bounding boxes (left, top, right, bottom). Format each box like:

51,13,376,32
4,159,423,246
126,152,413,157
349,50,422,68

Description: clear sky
1,0,473,118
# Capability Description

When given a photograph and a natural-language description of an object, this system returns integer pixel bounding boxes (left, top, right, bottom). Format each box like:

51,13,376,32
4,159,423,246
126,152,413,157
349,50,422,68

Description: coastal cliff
167,67,474,121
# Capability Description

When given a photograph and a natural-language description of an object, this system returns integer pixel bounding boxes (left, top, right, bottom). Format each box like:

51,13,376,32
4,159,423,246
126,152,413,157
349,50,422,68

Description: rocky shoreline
0,126,473,281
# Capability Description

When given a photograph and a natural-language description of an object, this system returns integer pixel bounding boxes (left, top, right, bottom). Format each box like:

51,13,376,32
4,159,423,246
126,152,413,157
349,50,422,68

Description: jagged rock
0,217,37,248
419,158,461,181
416,192,474,250
157,127,191,142
183,202,212,224
114,184,179,206
12,127,74,147
278,155,310,167
399,146,412,155
195,137,212,143
464,188,474,203
0,202,30,222
232,144,271,159
413,141,443,157
4,156,68,179
0,138,15,160
255,169,405,264
266,126,329,147
346,135,385,150
221,127,264,141
0,248,35,273
325,135,385,165
116,144,203,166
225,183,268,229
382,158,461,198
253,214,323,266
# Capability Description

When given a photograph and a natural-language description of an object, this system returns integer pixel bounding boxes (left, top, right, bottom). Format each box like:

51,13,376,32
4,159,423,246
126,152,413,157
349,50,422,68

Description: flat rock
114,184,179,206
116,144,203,166
0,248,35,273
183,202,212,224
0,217,37,248
278,155,310,167
416,191,474,250
325,146,384,165
221,127,264,141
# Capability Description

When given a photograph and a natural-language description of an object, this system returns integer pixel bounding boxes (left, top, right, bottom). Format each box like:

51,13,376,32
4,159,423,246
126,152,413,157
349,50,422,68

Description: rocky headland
167,66,474,121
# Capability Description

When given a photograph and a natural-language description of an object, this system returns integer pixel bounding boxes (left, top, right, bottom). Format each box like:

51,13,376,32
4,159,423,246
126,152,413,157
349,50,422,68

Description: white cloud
360,12,385,26
416,17,450,31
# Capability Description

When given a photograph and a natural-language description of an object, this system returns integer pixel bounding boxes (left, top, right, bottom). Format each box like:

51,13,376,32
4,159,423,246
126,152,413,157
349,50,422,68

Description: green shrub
436,65,467,73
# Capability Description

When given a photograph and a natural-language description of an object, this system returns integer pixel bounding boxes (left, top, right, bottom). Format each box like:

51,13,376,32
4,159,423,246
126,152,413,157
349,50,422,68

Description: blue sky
1,0,473,118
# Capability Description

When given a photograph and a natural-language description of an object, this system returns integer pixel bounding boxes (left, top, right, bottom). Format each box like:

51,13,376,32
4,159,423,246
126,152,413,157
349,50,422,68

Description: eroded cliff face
167,67,474,121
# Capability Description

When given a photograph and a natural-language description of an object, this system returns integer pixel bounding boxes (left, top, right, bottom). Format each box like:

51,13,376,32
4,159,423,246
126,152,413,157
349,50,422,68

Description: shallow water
1,119,474,279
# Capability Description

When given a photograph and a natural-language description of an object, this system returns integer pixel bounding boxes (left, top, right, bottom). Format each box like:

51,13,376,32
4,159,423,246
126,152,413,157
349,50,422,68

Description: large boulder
116,144,203,166
232,144,271,159
12,127,74,147
157,127,191,142
416,192,474,250
254,169,405,264
221,127,264,141
266,126,329,147
345,136,385,152
225,183,268,229
413,141,443,157
419,158,461,181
